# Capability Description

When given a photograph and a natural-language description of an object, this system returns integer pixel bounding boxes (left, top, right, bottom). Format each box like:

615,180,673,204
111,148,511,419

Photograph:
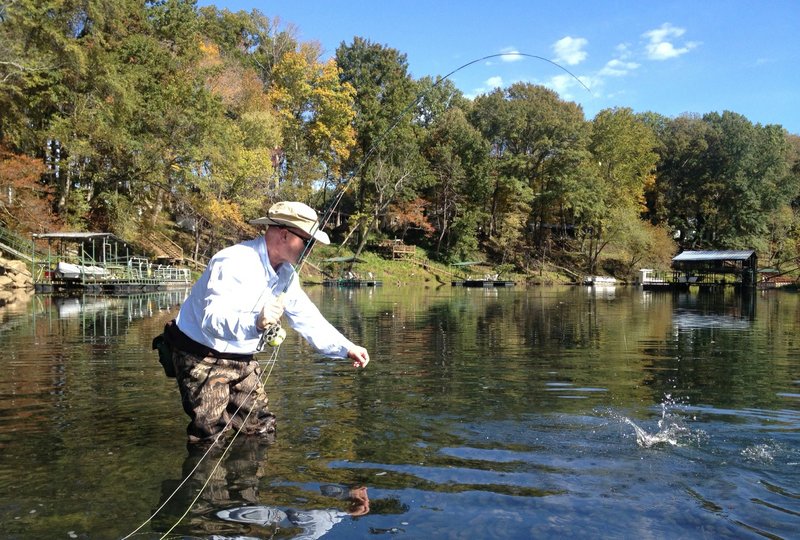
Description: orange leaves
0,144,60,233
387,198,435,237
0,144,46,191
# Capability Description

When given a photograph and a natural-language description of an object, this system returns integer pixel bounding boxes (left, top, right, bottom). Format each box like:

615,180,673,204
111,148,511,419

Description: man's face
282,227,312,264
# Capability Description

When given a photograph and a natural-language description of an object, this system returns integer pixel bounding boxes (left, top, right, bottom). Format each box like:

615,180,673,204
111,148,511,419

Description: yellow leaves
234,147,275,181
206,196,244,226
198,40,222,69
268,51,312,109
265,50,356,176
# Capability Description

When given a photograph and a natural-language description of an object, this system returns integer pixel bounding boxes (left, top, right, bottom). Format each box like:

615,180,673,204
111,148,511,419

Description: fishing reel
257,321,287,351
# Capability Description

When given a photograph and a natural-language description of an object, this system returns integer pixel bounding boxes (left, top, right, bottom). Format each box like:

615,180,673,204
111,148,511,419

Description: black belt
163,319,254,361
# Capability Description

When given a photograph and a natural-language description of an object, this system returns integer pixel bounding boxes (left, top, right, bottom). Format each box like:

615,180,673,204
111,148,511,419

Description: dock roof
672,250,755,262
32,232,125,242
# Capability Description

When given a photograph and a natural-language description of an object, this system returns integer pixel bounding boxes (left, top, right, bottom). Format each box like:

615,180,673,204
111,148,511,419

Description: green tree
335,37,427,257
470,83,588,267
175,33,283,260
705,112,797,248
649,114,710,245
421,107,490,260
198,6,298,88
653,112,797,251
582,107,659,273
266,44,356,200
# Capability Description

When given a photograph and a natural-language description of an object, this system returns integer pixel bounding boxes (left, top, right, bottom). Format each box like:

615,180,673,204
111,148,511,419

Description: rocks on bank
0,255,34,290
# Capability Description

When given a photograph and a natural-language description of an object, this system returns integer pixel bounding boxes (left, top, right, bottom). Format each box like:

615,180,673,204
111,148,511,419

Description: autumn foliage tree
0,144,58,234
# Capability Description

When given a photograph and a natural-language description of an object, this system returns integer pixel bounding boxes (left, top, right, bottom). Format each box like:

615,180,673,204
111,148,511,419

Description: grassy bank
300,244,577,286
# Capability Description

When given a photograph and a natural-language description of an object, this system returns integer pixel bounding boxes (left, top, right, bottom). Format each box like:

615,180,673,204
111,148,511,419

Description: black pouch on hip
152,332,176,378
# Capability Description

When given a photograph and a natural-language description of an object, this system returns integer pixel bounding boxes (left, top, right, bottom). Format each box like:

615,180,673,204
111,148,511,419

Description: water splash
623,417,689,448
611,394,695,448
741,443,777,463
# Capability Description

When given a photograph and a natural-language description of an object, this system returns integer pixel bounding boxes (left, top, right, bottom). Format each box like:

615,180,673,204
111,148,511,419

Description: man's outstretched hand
348,346,370,368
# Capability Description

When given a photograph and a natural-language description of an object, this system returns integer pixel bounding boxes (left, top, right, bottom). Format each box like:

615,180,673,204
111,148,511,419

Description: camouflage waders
172,348,276,444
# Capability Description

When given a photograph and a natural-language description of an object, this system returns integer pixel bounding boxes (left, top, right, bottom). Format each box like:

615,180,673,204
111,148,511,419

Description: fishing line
127,51,588,537
122,346,282,539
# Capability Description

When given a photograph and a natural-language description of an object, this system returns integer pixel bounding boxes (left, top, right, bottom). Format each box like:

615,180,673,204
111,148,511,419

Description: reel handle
257,321,286,351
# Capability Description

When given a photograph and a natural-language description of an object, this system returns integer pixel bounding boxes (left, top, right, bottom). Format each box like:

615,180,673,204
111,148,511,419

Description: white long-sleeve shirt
175,236,355,357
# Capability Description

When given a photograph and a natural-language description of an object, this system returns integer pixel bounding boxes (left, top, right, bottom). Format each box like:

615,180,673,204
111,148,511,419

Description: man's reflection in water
153,437,272,536
153,437,373,539
216,484,370,539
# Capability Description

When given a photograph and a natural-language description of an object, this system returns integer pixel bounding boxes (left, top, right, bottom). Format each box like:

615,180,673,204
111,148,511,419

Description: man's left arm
283,285,369,366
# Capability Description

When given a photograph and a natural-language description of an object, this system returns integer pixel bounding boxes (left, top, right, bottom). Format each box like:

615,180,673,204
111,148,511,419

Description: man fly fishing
155,201,370,445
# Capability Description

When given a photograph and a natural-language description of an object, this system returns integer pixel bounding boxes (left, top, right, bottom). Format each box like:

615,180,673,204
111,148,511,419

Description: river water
0,285,798,539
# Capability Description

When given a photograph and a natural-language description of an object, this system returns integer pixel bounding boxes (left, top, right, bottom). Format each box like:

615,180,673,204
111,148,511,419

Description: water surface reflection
0,286,798,539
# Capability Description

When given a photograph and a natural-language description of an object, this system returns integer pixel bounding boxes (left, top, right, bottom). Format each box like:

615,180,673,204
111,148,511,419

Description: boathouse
31,232,190,293
671,250,757,288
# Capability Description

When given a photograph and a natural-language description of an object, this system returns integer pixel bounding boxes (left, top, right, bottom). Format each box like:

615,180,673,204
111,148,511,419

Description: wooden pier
452,279,515,288
323,278,382,287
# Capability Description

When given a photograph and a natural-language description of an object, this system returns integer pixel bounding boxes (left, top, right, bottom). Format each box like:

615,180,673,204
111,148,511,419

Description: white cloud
499,47,524,62
548,74,576,94
486,76,504,88
642,23,699,60
599,58,640,77
615,43,632,58
464,76,506,98
546,73,597,101
552,36,588,66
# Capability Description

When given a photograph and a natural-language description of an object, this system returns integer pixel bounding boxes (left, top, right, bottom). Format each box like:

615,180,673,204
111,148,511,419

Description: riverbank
0,254,34,307
0,244,580,294
301,245,578,286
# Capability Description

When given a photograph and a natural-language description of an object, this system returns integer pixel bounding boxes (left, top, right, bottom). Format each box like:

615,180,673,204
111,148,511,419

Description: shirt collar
258,235,294,285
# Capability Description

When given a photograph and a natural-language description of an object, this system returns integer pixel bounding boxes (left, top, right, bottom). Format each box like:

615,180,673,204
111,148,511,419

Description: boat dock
636,251,762,292
323,278,383,287
31,232,191,293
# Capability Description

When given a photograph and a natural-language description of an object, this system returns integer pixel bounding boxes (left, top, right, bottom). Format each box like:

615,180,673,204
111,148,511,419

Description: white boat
54,261,109,280
583,276,617,286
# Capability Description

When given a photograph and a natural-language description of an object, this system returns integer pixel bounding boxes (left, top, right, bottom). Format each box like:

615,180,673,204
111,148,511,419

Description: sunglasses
284,227,314,248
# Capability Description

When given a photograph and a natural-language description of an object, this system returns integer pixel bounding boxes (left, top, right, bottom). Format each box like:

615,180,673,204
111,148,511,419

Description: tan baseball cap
250,201,330,245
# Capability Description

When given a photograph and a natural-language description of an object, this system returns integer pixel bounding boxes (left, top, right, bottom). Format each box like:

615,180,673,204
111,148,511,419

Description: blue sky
198,1,800,134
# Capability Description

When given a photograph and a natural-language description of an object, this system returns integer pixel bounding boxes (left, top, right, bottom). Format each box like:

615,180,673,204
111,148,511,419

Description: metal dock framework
641,250,758,291
31,232,191,293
